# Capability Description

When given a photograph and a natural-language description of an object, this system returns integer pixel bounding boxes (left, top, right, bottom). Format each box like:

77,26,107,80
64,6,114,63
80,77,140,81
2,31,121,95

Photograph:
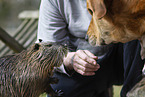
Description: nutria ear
39,39,43,42
87,0,106,19
34,43,40,50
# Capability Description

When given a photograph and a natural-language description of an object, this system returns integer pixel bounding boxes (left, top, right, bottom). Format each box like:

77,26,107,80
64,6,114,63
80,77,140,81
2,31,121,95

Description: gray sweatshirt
37,0,113,73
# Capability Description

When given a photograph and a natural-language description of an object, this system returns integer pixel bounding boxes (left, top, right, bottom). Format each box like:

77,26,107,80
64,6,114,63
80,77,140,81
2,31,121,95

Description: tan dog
87,0,145,59
86,0,145,96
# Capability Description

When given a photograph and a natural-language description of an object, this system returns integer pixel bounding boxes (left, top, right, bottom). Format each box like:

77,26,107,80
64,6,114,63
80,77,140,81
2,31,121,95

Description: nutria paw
55,90,64,97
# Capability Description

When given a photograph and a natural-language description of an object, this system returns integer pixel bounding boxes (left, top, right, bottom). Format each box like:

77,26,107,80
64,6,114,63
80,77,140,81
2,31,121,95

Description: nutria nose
63,44,67,47
60,43,68,48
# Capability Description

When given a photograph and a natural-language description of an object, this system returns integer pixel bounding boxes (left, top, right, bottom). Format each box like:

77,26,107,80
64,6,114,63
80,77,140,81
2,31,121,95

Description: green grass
113,85,122,97
39,85,122,97
39,93,47,97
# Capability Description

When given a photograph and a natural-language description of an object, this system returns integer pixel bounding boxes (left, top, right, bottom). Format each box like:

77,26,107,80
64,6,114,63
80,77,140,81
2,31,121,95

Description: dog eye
104,32,110,35
88,8,93,15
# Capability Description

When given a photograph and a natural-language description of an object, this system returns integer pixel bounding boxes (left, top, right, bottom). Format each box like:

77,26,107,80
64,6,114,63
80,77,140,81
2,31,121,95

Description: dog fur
87,0,145,58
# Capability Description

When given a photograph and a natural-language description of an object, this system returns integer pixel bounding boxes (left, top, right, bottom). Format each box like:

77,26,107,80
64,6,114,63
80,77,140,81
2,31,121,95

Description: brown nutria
0,40,67,97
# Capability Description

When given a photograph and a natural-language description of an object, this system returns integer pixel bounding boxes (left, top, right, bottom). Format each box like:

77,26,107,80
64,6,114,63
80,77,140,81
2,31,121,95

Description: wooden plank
18,10,39,19
0,47,11,56
15,19,36,41
20,20,38,45
14,19,29,37
0,27,25,53
0,19,29,55
1,47,14,56
5,50,14,56
0,10,39,56
24,30,37,48
0,42,12,56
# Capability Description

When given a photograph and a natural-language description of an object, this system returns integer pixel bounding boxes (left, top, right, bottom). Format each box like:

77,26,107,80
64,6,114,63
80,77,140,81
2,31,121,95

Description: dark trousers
47,43,124,97
121,40,144,97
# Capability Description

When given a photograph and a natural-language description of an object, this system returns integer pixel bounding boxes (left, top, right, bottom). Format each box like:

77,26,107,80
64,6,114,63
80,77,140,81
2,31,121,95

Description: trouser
121,40,144,97
47,72,110,97
47,43,124,97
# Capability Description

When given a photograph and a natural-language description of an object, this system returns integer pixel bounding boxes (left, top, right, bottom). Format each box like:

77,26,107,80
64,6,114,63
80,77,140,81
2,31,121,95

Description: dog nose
100,39,106,45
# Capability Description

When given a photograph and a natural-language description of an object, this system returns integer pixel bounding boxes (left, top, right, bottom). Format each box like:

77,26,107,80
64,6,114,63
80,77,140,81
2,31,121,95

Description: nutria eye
47,44,52,47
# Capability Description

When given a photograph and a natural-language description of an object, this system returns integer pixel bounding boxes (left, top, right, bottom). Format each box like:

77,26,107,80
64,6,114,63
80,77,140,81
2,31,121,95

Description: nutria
0,40,67,97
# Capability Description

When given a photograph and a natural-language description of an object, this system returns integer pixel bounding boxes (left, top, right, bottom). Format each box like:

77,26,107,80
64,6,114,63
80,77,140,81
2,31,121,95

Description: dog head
87,0,145,46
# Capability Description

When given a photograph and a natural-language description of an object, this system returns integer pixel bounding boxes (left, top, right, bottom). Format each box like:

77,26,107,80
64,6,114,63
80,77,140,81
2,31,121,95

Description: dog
86,0,145,59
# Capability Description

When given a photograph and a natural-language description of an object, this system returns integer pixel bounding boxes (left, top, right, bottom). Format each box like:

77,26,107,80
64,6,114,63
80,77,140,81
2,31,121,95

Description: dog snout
100,38,106,45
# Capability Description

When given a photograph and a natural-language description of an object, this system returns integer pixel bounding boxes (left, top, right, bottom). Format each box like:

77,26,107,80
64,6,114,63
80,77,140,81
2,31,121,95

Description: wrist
63,52,75,70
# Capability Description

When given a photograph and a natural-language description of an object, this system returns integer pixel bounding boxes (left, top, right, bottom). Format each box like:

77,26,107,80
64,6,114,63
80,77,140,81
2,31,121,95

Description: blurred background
0,0,40,33
0,0,40,56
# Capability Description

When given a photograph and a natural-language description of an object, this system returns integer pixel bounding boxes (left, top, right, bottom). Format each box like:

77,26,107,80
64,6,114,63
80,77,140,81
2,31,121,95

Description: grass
39,85,122,97
39,93,47,97
113,85,122,97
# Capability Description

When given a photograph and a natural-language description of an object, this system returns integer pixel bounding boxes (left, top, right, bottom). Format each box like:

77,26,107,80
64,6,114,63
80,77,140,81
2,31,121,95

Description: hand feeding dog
0,39,67,97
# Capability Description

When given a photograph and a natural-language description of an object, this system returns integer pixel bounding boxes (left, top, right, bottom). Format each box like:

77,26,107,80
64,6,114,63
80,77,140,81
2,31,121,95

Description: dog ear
87,0,106,19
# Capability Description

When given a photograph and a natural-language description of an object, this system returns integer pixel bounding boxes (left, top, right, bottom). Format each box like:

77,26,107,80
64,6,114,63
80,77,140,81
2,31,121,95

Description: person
37,0,144,97
121,40,144,97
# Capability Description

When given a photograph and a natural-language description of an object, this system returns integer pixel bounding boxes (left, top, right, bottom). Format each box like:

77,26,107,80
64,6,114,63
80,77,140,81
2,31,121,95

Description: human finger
73,61,100,71
74,56,100,69
76,50,97,65
83,50,98,59
73,64,96,76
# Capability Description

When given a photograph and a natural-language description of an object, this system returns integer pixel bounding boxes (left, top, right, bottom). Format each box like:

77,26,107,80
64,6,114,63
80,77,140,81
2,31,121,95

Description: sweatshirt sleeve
37,0,68,43
37,0,70,76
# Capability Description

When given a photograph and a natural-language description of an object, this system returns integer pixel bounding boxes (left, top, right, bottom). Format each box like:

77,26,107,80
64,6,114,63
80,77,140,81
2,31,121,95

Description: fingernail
94,56,98,59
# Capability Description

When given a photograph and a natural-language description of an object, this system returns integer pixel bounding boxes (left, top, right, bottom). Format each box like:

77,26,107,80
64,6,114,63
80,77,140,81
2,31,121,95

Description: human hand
63,50,100,76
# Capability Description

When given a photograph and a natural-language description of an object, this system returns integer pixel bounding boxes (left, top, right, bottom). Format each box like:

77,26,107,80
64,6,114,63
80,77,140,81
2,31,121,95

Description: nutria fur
0,41,67,97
